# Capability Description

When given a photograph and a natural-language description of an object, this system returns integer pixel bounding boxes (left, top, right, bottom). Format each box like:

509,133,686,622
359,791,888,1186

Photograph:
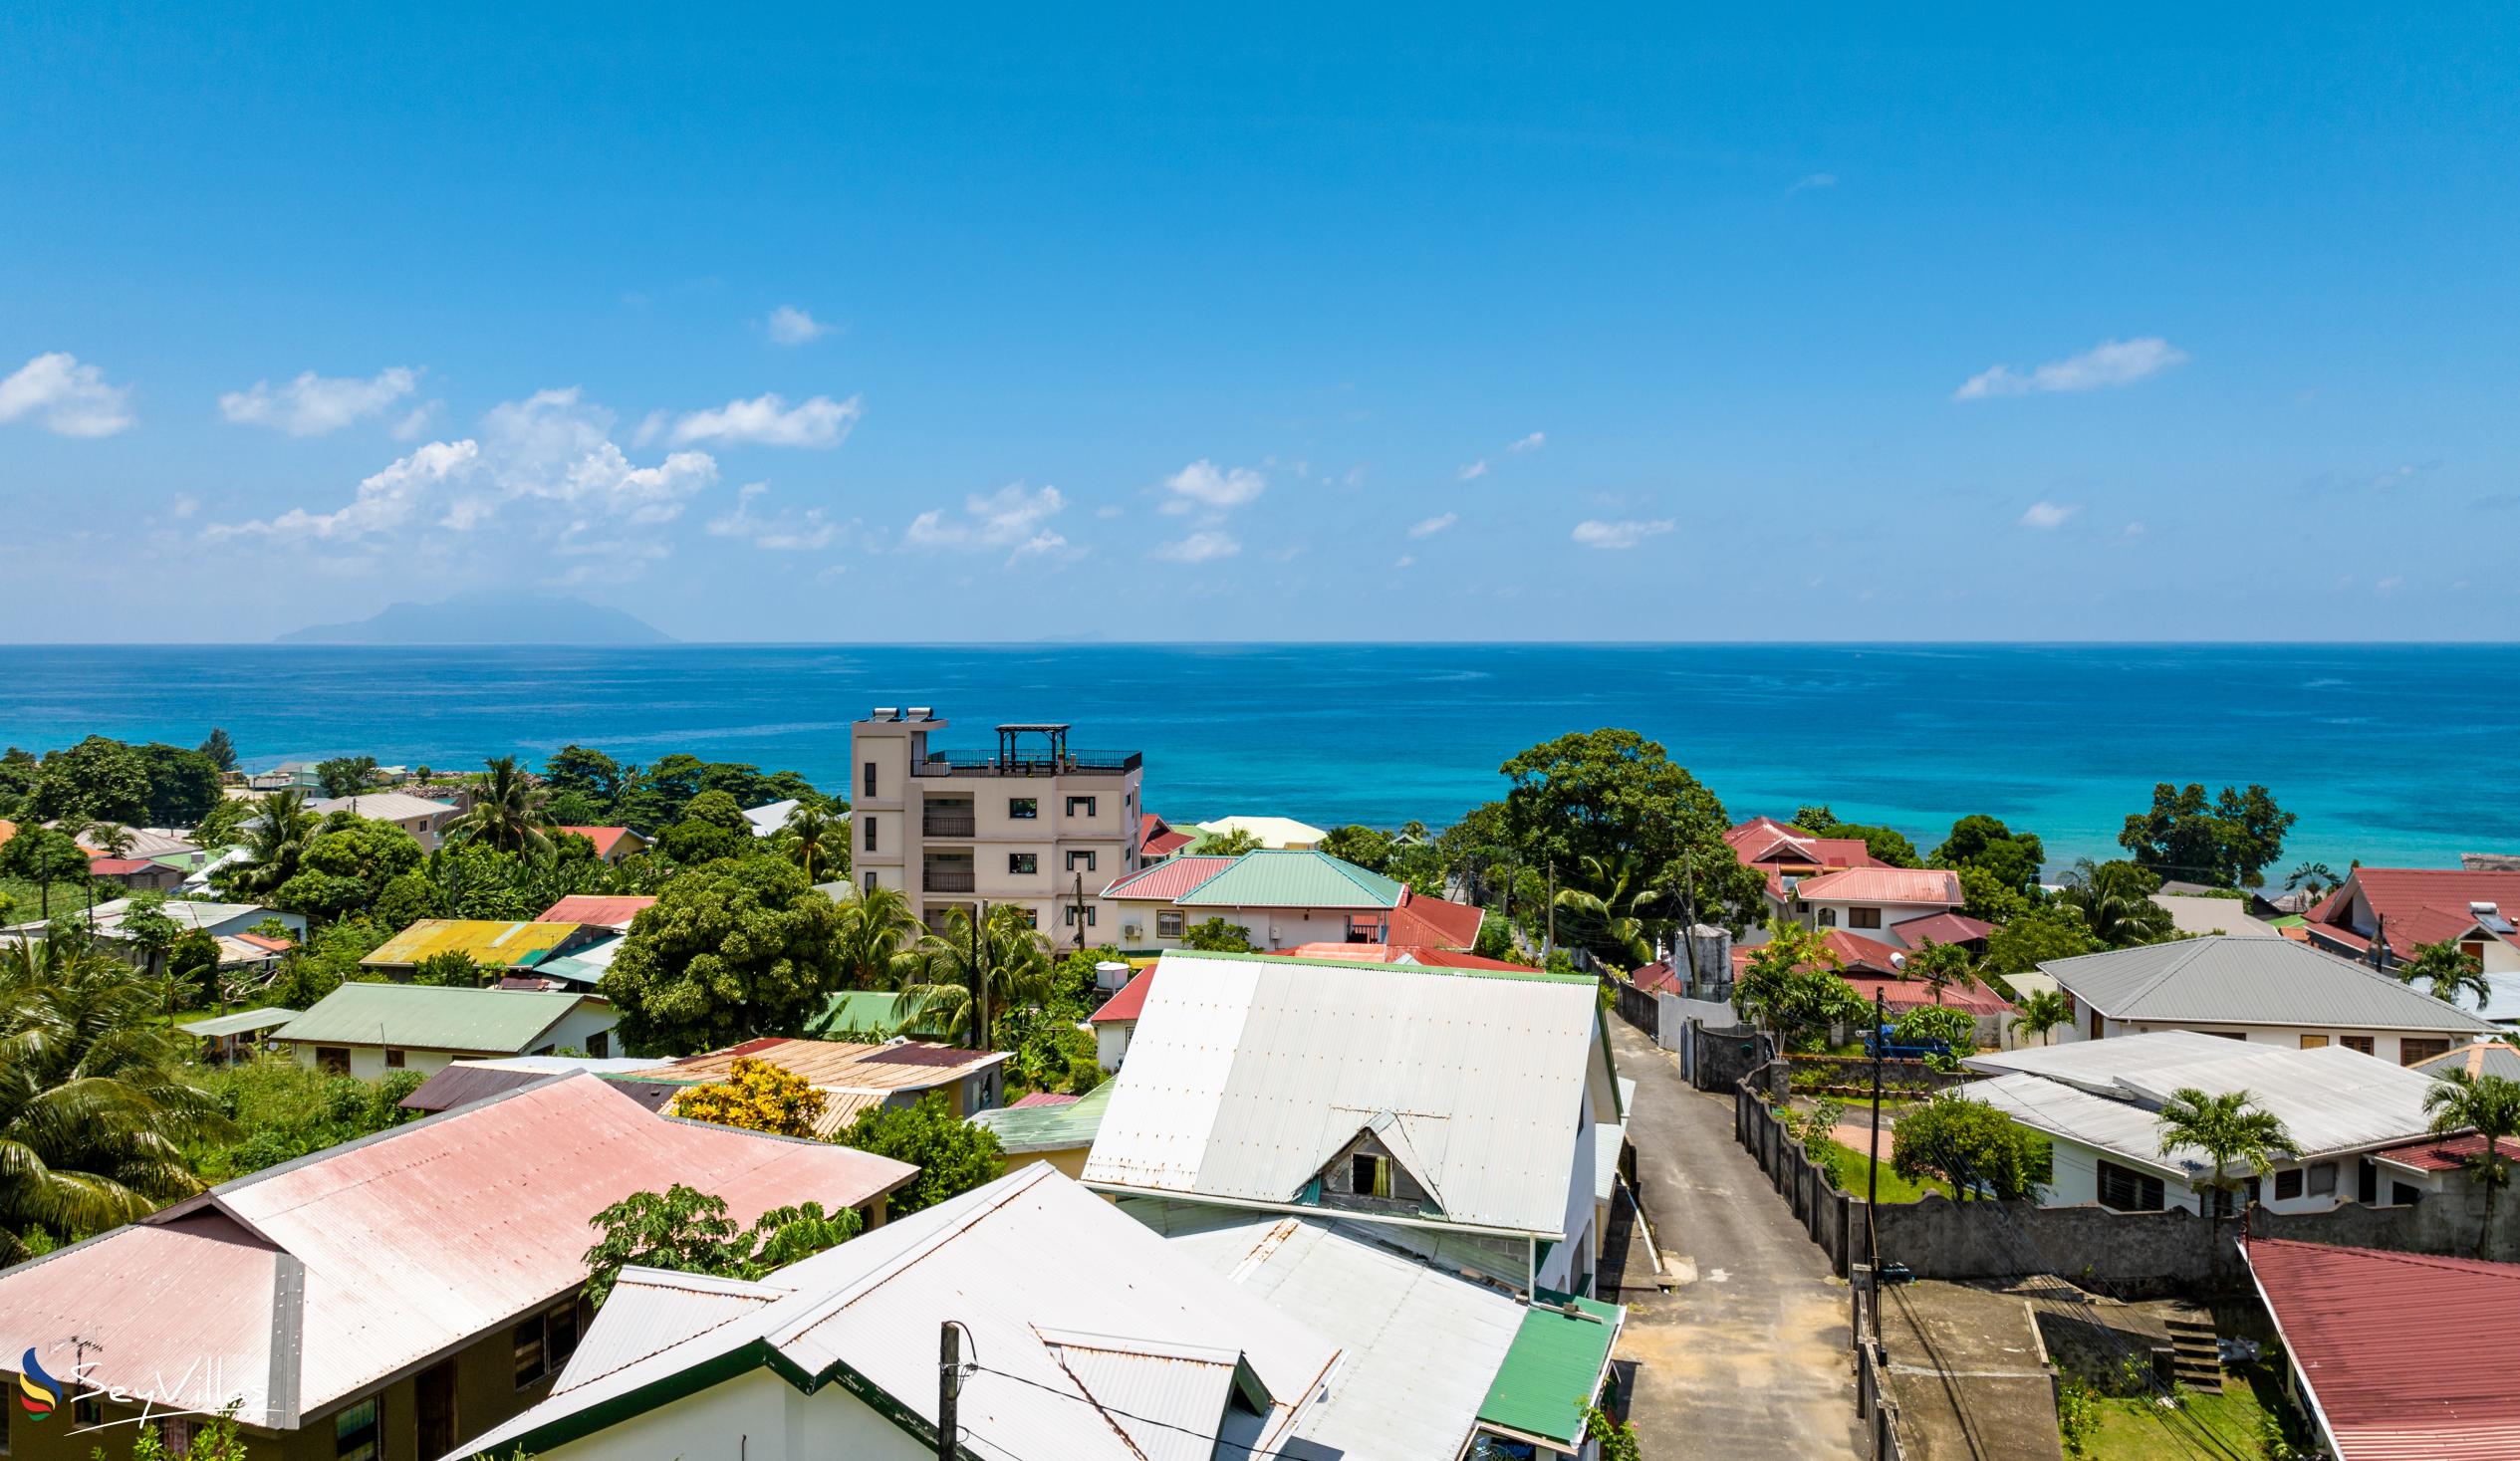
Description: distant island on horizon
276,592,671,646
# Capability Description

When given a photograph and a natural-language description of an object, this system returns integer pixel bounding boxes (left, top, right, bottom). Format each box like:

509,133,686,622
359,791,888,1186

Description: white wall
1112,903,1377,951
1802,898,1952,940
1096,1020,1133,1072
529,1363,927,1461
2050,1012,2467,1067
1541,1093,1602,1295
290,1044,462,1081
543,1003,624,1058
2038,1134,2421,1216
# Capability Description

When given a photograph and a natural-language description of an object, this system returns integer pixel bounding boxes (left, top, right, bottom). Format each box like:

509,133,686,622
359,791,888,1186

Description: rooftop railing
912,750,1141,778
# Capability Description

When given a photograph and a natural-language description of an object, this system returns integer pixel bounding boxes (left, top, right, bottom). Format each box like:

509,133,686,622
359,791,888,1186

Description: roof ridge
773,1163,1057,1339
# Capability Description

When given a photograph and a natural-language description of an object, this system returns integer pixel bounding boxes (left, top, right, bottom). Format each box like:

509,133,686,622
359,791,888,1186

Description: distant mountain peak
276,591,671,645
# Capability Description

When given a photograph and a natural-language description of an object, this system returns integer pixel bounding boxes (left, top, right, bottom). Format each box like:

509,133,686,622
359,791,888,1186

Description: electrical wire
957,1360,1338,1461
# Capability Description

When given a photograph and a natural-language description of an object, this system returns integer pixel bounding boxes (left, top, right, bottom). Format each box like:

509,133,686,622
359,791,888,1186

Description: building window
864,817,878,852
1064,905,1097,928
317,1047,351,1075
2299,1034,2329,1050
1066,796,1097,818
2274,1168,2303,1201
160,1418,197,1455
1009,853,1038,875
513,1301,582,1389
2399,1038,2453,1067
335,1397,379,1461
1010,798,1039,820
383,1049,405,1070
2307,1162,2337,1198
2340,1035,2375,1056
2097,1160,2164,1213
1817,907,1838,927
863,761,877,798
865,871,879,894
588,1031,609,1059
1849,907,1883,930
1066,850,1097,872
1157,909,1184,939
2391,1182,2422,1207
1351,1153,1391,1198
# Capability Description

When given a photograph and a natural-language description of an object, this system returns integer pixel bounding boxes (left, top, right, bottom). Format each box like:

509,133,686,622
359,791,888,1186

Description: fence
1612,982,1659,1041
1736,1071,1859,1274
1850,1274,1906,1461
1781,1053,1972,1099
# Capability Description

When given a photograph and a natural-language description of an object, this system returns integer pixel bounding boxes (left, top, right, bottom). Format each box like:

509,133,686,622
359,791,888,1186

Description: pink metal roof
1010,1092,1082,1109
1890,911,1997,947
1090,966,1155,1024
2249,1237,2520,1459
0,1075,914,1428
1790,866,1963,906
537,893,659,929
1386,890,1484,949
553,825,640,857
1101,855,1235,901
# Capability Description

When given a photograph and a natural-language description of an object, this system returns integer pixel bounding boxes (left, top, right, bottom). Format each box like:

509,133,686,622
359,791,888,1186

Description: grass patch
1814,1137,1956,1203
2073,1363,2307,1460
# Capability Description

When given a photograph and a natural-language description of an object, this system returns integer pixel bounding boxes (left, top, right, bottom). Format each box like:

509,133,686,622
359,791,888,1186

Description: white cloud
1787,172,1838,194
668,392,862,448
219,366,419,436
1457,459,1489,481
1094,504,1127,520
1152,530,1240,564
2017,500,2083,530
1571,518,1675,550
904,482,1070,558
206,438,482,542
0,353,136,436
1407,512,1458,539
1506,431,1546,454
708,483,840,551
765,306,833,345
390,404,437,440
1159,459,1265,514
1955,338,2187,400
2376,575,2404,594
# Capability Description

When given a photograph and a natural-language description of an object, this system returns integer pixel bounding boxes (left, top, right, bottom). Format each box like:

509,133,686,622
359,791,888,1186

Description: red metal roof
554,825,639,857
235,932,294,953
1386,889,1484,949
1632,960,1683,996
1009,1091,1082,1108
1090,966,1156,1024
87,856,159,874
1890,911,1997,947
2370,1132,2511,1173
1101,855,1235,901
2249,1236,2520,1459
1834,973,2013,1017
537,893,658,929
1725,817,1888,871
2317,868,2520,954
1137,813,1197,859
1790,866,1964,906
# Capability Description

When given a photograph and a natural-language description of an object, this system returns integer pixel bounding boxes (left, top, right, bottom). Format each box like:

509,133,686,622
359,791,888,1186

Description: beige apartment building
850,707,1145,944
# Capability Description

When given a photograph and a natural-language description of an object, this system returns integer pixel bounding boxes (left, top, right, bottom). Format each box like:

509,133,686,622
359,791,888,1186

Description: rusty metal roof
362,917,593,968
665,1036,1005,1092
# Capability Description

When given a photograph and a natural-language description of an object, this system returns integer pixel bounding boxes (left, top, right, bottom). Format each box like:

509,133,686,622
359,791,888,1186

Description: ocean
0,642,2512,872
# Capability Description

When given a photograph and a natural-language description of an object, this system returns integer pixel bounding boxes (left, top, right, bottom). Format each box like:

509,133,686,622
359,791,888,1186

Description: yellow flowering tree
669,1058,827,1138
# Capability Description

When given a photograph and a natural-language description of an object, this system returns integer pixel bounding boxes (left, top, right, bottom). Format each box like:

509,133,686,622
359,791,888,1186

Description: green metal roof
814,990,953,1040
271,983,600,1054
1171,851,1409,910
178,1006,299,1039
1476,1289,1624,1446
969,1080,1116,1153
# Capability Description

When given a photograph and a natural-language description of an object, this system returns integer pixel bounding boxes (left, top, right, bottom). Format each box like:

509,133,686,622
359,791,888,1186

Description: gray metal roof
176,1007,297,1039
2039,935,2497,1034
2148,894,2280,939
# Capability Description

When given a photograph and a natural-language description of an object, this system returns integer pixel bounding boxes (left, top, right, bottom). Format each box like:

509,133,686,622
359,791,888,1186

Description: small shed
176,1006,298,1065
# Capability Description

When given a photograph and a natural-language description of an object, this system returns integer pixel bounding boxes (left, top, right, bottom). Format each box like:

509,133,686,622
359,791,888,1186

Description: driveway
1610,1019,1867,1459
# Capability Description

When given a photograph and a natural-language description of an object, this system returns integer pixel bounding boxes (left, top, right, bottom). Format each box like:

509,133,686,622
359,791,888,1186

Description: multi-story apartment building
850,707,1145,943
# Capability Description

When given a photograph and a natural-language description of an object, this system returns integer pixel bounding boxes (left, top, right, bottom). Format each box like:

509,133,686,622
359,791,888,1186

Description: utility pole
936,1322,960,1460
970,899,991,1051
1545,859,1557,960
1866,986,1886,1339
1073,872,1087,954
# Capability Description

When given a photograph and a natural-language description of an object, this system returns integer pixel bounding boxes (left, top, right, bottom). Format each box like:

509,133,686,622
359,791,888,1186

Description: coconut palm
2009,989,2074,1048
2156,1087,2294,1279
213,789,318,901
2058,859,2176,949
2422,1070,2520,1257
829,882,920,988
2399,940,2492,1011
2285,860,2338,902
1903,938,1980,1006
84,821,137,858
894,904,1055,1050
0,933,233,1262
443,756,552,855
1551,852,1668,969
1196,827,1266,856
782,804,838,884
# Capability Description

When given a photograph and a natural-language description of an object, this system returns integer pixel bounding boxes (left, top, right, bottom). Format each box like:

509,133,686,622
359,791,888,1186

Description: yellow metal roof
364,918,587,969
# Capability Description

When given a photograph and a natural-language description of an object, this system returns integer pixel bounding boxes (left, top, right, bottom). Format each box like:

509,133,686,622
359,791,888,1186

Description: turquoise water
0,643,2511,871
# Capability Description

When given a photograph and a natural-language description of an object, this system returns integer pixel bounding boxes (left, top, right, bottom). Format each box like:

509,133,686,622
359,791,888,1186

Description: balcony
912,749,1142,779
921,861,977,893
922,809,977,838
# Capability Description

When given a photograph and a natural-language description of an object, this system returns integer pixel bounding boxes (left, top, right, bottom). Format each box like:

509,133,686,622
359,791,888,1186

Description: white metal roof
1193,815,1329,848
307,791,457,822
742,798,801,837
1081,951,1606,1235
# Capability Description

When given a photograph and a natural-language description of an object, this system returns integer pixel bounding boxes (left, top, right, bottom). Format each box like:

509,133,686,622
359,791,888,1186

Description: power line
959,1360,1331,1461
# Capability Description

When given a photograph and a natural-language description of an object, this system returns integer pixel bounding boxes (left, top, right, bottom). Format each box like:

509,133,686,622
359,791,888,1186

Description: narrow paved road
1611,1019,1867,1459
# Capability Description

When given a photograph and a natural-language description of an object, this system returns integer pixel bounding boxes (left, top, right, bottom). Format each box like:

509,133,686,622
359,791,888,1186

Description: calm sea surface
0,643,2511,871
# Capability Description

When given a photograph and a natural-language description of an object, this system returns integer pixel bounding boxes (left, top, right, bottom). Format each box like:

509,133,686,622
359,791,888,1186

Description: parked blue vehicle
1860,1024,1952,1062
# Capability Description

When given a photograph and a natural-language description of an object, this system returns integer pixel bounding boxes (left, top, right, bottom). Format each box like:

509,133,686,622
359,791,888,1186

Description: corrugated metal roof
307,791,456,822
551,1269,787,1398
2150,894,2282,938
2412,1042,2520,1083
177,1006,298,1038
1042,1331,1245,1461
2248,1237,2520,1460
536,894,657,929
397,1064,550,1113
2039,936,2497,1033
364,917,592,969
973,1080,1117,1153
272,982,604,1054
0,1076,913,1429
1102,854,1237,901
1790,865,1963,905
1081,950,1606,1235
1479,1289,1624,1447
1174,850,1409,910
665,1037,1003,1092
459,1164,1345,1461
1192,816,1329,849
815,990,953,1038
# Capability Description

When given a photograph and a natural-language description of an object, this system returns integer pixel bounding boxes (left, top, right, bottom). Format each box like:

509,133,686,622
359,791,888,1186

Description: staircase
2161,1314,2223,1392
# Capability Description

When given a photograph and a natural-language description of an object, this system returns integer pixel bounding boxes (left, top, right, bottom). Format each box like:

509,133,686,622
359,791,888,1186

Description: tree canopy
2119,782,2296,889
1931,815,2046,892
1499,728,1768,932
579,1184,860,1309
600,855,847,1055
834,1093,1004,1217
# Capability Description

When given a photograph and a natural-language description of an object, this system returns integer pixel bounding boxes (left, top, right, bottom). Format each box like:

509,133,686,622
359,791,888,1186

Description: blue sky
3,5,2515,641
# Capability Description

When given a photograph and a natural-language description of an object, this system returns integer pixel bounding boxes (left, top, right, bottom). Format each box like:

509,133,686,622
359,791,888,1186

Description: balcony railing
912,750,1142,778
921,863,977,893
922,811,977,838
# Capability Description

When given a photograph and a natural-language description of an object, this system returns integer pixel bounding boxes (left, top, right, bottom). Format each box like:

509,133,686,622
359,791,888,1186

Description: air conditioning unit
1123,923,1142,939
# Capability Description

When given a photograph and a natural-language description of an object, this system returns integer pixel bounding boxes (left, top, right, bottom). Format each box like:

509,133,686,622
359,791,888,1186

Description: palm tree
2285,860,2338,903
2156,1087,2295,1279
2399,940,2491,1010
2422,1071,2520,1257
2009,989,2074,1048
85,821,137,858
1903,938,1980,1006
830,882,919,988
782,804,837,884
2058,859,2176,948
444,756,553,855
1551,852,1667,969
896,904,1055,1050
0,934,233,1261
215,789,318,900
1196,827,1266,856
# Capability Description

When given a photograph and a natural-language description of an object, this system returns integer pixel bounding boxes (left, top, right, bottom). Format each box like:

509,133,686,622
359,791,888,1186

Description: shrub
669,1058,829,1138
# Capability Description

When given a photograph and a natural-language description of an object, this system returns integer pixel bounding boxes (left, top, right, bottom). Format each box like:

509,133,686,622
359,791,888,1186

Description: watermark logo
17,1347,61,1419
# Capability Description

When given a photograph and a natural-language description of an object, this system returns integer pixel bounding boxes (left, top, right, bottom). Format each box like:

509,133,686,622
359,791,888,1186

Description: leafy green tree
2119,782,2297,889
412,950,490,987
374,870,446,930
1892,1093,2051,1200
0,746,39,816
2285,860,2339,903
1901,938,1981,1006
136,742,225,827
615,753,709,833
271,815,426,922
0,824,94,918
1955,864,2034,924
1318,824,1395,872
778,803,842,883
2157,1088,2294,1274
1984,905,2101,975
897,904,1056,1049
0,933,232,1260
24,734,153,826
834,1093,1005,1217
1931,815,2046,893
1500,729,1768,931
2009,989,2075,1048
191,793,258,849
2400,940,2491,1009
120,892,184,983
2057,858,2176,948
1816,821,1922,868
445,756,553,855
212,788,320,902
600,856,848,1055
1731,920,1867,1052
167,927,221,1008
579,1183,861,1309
86,820,137,856
541,745,626,806
660,816,750,866
198,727,240,774
681,789,750,832
1183,916,1256,952
2423,1071,2520,1257
189,1058,423,1182
543,788,610,826
315,755,379,798
1551,851,1668,967
1792,805,1838,833
1892,1003,1976,1052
